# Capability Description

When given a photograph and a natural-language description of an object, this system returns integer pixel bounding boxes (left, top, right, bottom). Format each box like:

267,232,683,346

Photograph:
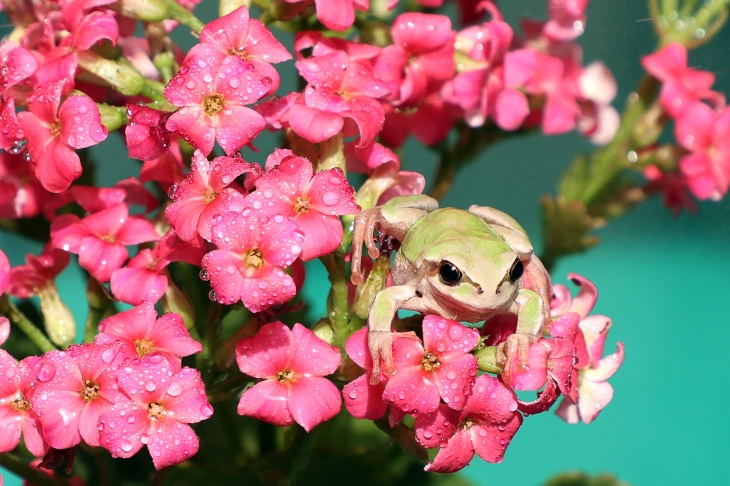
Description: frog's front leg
367,284,420,385
497,288,545,384
351,195,438,285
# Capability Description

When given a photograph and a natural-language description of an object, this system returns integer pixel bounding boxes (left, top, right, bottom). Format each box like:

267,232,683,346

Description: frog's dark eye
439,261,462,286
508,258,524,283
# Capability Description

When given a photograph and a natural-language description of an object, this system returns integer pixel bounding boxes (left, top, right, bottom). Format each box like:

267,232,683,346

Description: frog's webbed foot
497,333,537,385
351,208,382,285
368,329,418,385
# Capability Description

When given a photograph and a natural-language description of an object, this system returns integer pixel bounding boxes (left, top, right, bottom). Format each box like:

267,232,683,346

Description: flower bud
474,345,502,374
352,254,390,319
77,51,145,96
39,286,76,346
115,0,169,22
311,319,334,344
161,280,195,330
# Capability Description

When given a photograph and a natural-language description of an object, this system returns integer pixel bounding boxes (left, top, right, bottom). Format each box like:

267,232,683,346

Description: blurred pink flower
342,327,388,420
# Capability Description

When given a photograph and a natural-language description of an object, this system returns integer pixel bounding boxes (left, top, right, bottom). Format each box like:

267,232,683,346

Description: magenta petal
510,342,548,391
98,302,156,339
78,238,128,283
383,365,440,415
392,13,452,54
423,316,480,359
237,379,294,426
21,414,48,457
111,267,167,305
471,413,522,464
115,216,161,246
291,212,344,261
288,376,341,431
163,368,211,424
78,397,110,446
236,321,295,378
289,104,344,143
70,11,118,50
166,107,216,156
289,324,341,375
59,95,108,149
0,317,9,346
495,88,530,131
147,417,199,470
116,355,175,405
342,374,387,420
245,19,293,64
147,313,202,358
414,404,460,449
215,105,265,155
0,405,22,453
33,388,82,449
433,354,477,410
0,249,9,295
34,135,82,193
425,428,475,473
99,400,148,458
577,380,613,425
313,0,355,31
344,326,371,369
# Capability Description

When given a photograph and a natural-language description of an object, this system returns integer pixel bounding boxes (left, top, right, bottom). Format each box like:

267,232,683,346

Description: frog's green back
399,208,508,264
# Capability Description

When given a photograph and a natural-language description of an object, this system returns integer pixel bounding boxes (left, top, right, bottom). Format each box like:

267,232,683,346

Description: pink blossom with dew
31,342,124,449
414,374,522,473
16,81,108,193
674,102,730,201
124,105,172,161
98,354,213,470
140,138,186,191
165,150,260,245
373,13,455,108
551,274,625,424
201,209,303,312
109,230,205,305
382,316,479,415
44,178,158,221
190,5,291,96
512,313,581,415
0,352,48,457
641,43,724,119
95,302,202,364
0,318,9,346
0,98,26,156
343,141,399,174
253,155,360,260
7,244,69,299
381,93,459,147
503,48,581,135
293,31,382,62
290,50,390,148
0,41,38,97
236,322,341,431
544,0,589,41
342,327,388,420
445,14,513,128
164,51,269,156
50,203,161,283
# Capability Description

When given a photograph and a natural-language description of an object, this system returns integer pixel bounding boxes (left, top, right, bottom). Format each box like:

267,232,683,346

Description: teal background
2,1,730,485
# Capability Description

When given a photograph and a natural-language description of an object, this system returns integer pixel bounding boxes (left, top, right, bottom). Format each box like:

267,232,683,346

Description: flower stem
164,0,205,34
0,295,57,353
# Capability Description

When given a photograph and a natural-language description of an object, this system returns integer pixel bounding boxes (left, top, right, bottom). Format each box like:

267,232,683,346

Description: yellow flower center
420,352,440,372
244,248,264,269
148,402,165,420
80,380,100,402
203,94,225,117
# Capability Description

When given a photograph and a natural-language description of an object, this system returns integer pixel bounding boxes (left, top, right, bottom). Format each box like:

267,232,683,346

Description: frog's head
422,238,523,319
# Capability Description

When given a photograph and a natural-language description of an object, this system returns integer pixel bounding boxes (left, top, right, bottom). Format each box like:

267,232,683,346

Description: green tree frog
350,195,552,385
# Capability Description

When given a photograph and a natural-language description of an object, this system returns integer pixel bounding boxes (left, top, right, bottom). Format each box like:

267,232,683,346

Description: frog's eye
508,258,524,283
439,261,462,286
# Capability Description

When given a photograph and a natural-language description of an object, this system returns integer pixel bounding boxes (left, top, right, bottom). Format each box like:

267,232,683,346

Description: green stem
0,295,57,353
0,453,70,486
84,278,117,343
207,372,251,402
574,75,660,207
164,0,205,34
320,254,362,349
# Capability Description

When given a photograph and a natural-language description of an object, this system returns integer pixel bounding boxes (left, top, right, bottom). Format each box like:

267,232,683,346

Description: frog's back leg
351,195,438,284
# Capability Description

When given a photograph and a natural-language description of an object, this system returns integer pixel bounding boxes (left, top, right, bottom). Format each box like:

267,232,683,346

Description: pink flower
17,81,107,192
95,302,202,364
98,354,213,470
641,42,723,118
110,231,205,305
381,93,459,147
643,165,697,215
674,102,730,200
414,374,522,473
373,13,455,108
0,352,48,457
288,0,369,31
0,248,9,295
190,6,291,96
342,327,388,420
290,50,389,147
165,150,260,245
164,52,269,156
201,209,303,312
382,316,479,415
576,61,620,145
32,342,124,449
236,322,341,431
0,152,50,220
50,203,160,283
551,274,625,424
253,155,360,260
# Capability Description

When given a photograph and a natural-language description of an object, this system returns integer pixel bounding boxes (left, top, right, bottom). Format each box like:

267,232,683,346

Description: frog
350,194,552,385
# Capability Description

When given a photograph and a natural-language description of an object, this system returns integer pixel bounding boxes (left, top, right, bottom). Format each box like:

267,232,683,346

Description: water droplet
38,363,56,382
208,290,217,302
199,269,209,281
145,381,157,392
167,184,178,199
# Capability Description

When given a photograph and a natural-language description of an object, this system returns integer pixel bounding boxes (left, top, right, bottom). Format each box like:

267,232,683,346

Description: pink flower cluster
642,43,730,207
0,303,210,470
